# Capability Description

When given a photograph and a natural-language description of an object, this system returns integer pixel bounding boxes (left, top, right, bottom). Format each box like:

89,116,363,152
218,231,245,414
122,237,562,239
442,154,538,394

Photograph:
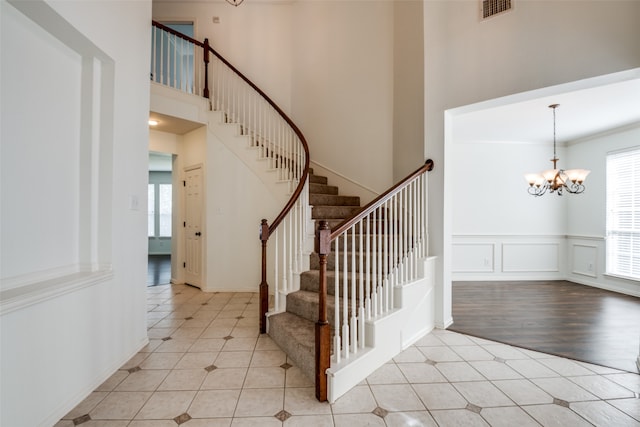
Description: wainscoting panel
452,243,495,273
571,243,598,278
502,242,559,273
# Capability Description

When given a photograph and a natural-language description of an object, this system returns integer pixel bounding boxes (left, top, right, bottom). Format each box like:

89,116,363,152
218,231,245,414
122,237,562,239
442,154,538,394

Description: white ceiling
452,74,640,145
149,112,204,135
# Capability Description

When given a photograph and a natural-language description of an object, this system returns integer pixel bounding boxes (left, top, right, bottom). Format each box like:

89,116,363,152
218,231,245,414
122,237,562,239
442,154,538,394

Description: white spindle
372,209,378,317
274,229,279,311
342,233,349,359
384,200,390,313
377,206,382,315
350,229,357,353
334,241,341,363
358,219,365,348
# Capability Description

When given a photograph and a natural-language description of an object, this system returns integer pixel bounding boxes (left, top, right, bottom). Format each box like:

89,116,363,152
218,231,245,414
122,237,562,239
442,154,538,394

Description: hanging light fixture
225,0,244,6
524,104,590,196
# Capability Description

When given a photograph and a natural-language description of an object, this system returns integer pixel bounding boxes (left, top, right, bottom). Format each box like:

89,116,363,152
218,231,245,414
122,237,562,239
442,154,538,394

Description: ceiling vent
482,0,512,19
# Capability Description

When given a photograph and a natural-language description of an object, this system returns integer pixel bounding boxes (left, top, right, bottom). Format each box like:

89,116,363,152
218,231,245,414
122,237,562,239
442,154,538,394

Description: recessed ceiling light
148,119,159,126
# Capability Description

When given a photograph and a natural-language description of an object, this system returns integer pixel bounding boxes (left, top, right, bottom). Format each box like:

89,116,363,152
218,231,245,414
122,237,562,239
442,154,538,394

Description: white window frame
606,147,640,281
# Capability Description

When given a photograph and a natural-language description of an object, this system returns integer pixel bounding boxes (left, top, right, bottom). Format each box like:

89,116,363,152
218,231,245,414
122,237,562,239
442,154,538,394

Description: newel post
203,38,210,99
315,220,331,401
259,219,269,334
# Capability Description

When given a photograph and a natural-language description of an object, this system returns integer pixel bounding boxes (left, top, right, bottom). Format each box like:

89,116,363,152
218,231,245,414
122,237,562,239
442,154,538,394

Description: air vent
482,0,512,19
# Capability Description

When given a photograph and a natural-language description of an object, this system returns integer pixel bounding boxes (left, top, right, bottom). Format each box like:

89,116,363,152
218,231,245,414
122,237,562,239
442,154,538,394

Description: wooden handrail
152,20,204,47
330,159,434,240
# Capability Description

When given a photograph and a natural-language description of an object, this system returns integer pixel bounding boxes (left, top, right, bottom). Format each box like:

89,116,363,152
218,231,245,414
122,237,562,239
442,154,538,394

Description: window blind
606,148,640,280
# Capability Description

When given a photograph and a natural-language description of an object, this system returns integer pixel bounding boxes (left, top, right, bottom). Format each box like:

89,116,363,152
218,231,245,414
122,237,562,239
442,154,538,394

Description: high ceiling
453,74,640,145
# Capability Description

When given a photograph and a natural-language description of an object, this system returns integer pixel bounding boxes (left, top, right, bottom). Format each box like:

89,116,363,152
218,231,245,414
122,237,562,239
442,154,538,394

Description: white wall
152,1,293,114
291,1,394,194
565,125,640,296
0,0,151,426
425,0,640,327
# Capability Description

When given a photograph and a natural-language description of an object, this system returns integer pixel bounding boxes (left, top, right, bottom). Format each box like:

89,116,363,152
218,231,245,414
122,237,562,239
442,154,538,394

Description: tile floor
56,283,640,427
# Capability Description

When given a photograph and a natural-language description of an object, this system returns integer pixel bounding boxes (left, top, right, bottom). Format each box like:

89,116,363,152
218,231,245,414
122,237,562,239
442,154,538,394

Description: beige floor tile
530,377,600,402
333,413,385,427
435,361,485,382
284,414,334,427
481,344,529,360
234,388,284,417
384,411,437,427
255,335,281,351
606,398,640,422
480,407,540,427
468,360,523,380
135,390,196,419
506,358,561,378
154,338,196,353
523,404,594,427
244,367,285,388
190,339,226,352
90,391,152,420
451,381,514,408
217,310,245,319
222,337,258,352
450,345,495,361
232,326,261,338
366,363,407,385
568,375,637,399
604,373,640,393
419,346,463,362
231,416,283,426
63,391,109,419
201,326,234,339
250,350,287,367
188,389,241,418
158,369,207,391
120,352,150,370
215,351,254,368
331,385,377,414
95,371,129,392
284,387,332,415
139,352,184,370
413,334,445,347
538,358,597,377
201,368,248,389
174,352,218,369
492,379,554,405
392,347,426,363
180,419,232,427
571,400,640,427
430,409,490,427
396,362,447,384
115,369,170,391
147,327,177,339
128,420,179,426
285,366,313,388
370,384,425,412
412,383,468,410
434,331,476,346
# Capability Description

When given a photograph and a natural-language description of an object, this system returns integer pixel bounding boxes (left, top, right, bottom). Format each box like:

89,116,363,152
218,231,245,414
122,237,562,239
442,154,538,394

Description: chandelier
524,104,590,196
225,0,244,5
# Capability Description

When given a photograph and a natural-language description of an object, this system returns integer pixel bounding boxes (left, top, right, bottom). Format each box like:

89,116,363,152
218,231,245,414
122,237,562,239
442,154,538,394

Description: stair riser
310,183,338,195
309,175,328,185
310,252,391,272
312,206,362,219
300,272,385,299
268,314,315,380
310,194,360,207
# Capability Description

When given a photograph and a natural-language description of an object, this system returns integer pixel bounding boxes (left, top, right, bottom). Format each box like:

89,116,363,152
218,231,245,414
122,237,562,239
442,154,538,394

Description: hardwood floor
147,254,171,286
449,280,640,373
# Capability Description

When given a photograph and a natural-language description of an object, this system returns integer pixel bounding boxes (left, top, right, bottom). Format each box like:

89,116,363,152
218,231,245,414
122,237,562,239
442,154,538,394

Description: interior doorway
148,151,174,286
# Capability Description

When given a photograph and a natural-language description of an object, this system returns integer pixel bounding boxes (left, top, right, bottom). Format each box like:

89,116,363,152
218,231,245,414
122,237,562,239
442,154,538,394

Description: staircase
268,170,361,380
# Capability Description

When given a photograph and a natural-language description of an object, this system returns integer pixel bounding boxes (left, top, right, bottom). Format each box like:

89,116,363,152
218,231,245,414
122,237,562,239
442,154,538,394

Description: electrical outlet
587,262,593,272
212,16,220,24
483,258,490,267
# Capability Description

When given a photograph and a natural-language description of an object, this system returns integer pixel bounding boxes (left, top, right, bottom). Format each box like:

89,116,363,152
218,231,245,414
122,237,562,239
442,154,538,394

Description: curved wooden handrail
152,20,310,236
330,159,434,240
152,20,204,47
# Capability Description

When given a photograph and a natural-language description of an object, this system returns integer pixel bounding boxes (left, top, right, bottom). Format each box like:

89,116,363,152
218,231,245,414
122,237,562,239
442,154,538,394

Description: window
148,183,172,237
606,147,640,280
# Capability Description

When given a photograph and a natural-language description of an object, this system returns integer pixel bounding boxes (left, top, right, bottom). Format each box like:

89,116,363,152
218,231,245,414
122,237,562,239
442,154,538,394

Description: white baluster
351,228,357,354
281,218,288,293
384,200,389,313
342,233,349,360
365,214,371,320
377,206,382,315
358,219,365,348
372,209,378,317
334,240,341,364
274,229,279,311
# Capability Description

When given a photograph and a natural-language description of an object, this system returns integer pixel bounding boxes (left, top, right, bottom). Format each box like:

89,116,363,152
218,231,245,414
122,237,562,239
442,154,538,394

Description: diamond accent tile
202,303,208,306
223,335,234,341
72,414,91,425
553,398,570,408
173,413,192,425
127,366,141,374
425,359,437,366
280,363,292,370
274,410,292,421
494,356,507,363
235,316,245,320
185,316,194,320
204,364,218,372
466,403,482,414
162,336,172,341
372,406,388,418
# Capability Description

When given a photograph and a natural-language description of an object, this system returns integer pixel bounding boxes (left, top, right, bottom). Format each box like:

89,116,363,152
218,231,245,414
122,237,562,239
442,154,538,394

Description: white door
184,166,203,288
